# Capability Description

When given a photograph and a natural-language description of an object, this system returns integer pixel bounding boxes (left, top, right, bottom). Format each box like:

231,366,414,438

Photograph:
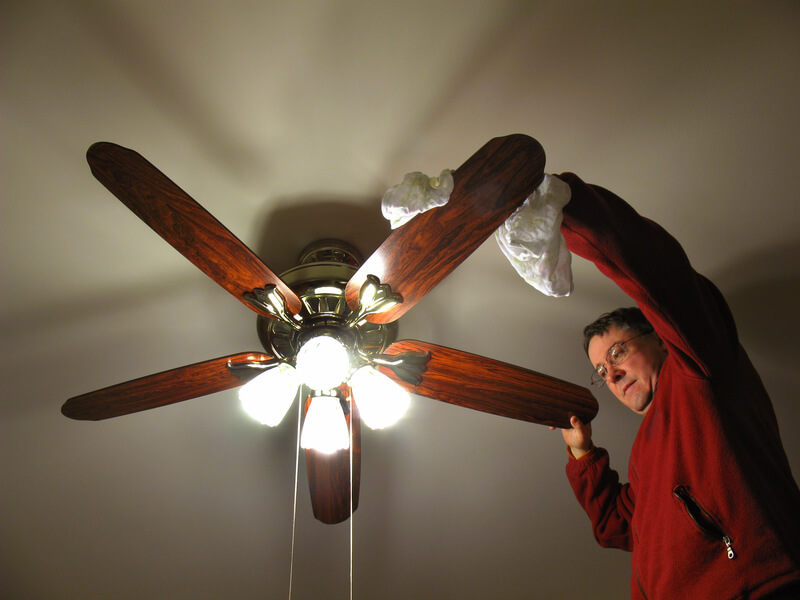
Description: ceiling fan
61,134,598,524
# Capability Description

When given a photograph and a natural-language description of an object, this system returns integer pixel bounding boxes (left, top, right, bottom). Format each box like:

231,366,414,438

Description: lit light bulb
239,363,300,426
295,335,350,391
300,395,350,453
314,286,343,295
348,366,410,429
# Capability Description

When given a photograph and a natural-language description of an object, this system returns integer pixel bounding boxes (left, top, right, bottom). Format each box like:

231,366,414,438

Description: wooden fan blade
380,340,597,429
305,395,361,524
345,134,545,323
86,142,301,316
62,352,274,421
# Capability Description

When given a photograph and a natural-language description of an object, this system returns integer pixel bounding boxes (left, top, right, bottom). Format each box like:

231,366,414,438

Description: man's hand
552,415,593,459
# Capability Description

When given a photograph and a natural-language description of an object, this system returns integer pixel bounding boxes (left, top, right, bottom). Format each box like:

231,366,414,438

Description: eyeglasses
590,329,654,387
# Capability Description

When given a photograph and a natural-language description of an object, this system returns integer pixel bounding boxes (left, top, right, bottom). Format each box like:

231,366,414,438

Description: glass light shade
348,366,410,429
300,395,350,454
295,335,350,391
239,363,300,426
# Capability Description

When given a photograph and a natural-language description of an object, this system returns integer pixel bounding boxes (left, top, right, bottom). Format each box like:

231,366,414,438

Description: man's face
587,325,668,415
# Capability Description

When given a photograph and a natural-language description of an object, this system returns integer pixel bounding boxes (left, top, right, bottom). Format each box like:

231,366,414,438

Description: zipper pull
723,535,735,559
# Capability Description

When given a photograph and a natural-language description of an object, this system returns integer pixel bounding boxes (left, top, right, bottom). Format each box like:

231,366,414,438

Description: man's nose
607,364,625,383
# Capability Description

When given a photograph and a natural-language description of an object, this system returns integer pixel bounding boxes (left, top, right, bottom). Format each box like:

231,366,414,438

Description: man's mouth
623,381,635,395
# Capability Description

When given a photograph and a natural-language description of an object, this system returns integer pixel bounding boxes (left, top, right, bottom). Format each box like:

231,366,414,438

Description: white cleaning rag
381,170,454,229
494,174,573,297
380,171,573,297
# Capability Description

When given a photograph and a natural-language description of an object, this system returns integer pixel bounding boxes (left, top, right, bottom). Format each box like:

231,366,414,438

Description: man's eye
596,366,607,378
609,346,624,362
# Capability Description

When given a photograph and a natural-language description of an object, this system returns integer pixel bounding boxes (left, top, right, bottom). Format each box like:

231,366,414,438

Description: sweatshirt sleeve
566,446,635,551
558,172,739,378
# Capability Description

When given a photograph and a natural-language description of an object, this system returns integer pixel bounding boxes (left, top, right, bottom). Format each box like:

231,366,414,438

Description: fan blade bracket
345,274,404,326
226,355,281,382
244,286,302,329
369,350,431,385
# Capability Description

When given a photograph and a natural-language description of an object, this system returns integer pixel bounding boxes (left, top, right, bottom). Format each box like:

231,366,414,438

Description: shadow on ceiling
255,195,392,275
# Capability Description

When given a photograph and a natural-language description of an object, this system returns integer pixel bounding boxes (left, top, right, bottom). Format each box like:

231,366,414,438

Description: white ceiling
2,1,799,598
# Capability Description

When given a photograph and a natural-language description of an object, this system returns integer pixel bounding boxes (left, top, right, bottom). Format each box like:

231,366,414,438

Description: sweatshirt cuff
567,445,596,461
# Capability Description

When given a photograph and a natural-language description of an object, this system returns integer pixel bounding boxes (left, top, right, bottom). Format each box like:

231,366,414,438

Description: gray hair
582,307,654,355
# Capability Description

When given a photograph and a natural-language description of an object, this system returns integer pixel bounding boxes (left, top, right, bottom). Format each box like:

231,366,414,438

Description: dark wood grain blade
380,340,597,429
305,394,361,524
86,142,301,316
62,352,274,421
345,134,545,323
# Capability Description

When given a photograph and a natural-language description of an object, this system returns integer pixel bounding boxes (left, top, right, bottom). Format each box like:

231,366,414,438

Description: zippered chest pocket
673,485,735,560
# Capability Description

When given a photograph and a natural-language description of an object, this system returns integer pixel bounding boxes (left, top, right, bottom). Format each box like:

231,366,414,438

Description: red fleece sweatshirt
558,173,800,599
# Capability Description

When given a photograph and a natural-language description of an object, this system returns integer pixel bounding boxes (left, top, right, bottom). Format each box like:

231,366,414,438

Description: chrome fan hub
255,239,397,361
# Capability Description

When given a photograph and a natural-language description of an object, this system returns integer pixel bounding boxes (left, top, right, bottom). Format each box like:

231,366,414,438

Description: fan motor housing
256,239,397,361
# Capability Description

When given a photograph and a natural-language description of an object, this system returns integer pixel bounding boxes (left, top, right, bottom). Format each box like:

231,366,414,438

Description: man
554,173,800,599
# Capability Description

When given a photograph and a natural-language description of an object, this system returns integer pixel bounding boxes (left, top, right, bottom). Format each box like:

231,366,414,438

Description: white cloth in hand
494,174,573,297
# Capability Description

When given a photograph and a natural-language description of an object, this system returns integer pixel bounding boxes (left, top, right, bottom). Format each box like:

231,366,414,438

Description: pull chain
349,398,354,600
288,390,303,600
287,393,355,600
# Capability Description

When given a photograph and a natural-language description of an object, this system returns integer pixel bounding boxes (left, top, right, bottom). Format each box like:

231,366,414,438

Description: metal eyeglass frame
590,328,655,387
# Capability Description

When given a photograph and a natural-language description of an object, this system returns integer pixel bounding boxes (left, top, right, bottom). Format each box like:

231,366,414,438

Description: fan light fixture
234,245,426,454
295,335,350,391
239,363,300,426
349,365,409,429
237,336,413,452
300,395,351,453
